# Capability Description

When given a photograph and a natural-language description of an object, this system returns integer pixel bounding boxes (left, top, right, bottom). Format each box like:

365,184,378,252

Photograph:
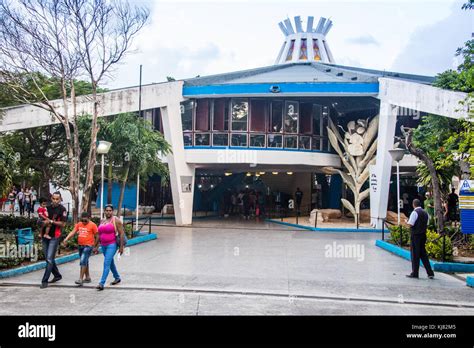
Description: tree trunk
116,162,130,218
107,161,113,204
402,128,445,233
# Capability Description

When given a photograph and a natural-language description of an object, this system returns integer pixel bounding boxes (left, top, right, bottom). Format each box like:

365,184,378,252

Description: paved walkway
0,218,473,315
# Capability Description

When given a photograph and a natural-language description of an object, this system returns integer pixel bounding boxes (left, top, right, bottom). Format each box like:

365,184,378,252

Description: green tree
0,138,17,195
103,113,171,217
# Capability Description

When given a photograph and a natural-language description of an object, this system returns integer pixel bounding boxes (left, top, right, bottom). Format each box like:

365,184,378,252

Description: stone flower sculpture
323,115,379,223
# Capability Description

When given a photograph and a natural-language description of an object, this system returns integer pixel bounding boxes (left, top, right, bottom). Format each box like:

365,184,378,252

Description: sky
105,0,473,89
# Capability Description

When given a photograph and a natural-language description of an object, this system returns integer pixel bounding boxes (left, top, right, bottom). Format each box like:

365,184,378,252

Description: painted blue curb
376,239,474,273
266,219,383,233
0,233,157,279
467,276,474,288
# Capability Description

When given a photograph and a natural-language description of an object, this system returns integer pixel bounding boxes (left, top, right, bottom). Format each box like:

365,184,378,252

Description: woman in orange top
62,211,99,286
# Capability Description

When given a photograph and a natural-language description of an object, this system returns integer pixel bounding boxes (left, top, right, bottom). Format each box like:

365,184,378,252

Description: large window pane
183,133,193,146
268,134,283,148
213,98,229,131
231,133,247,147
299,136,311,150
250,134,265,147
322,138,329,152
250,100,266,132
195,133,210,146
195,99,210,131
312,104,322,136
231,99,248,131
300,103,312,134
180,100,194,131
286,40,295,61
284,101,299,133
270,101,283,133
284,135,298,149
213,133,228,146
312,136,321,151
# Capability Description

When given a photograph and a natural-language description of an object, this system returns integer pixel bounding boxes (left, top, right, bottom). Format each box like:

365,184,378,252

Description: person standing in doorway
40,192,67,288
406,199,435,279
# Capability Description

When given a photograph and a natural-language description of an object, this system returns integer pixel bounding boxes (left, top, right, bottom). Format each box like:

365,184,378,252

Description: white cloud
105,0,466,89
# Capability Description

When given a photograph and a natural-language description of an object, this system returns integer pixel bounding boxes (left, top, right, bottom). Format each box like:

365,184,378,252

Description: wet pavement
0,218,472,315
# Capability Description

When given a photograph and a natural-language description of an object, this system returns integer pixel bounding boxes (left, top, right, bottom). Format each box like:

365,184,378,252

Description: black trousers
410,233,434,277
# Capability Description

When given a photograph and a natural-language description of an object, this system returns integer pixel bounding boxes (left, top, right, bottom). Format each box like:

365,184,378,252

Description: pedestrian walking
447,188,459,222
30,187,37,214
17,188,25,216
7,189,16,214
295,187,303,212
62,212,99,286
406,199,435,279
96,204,125,291
24,188,32,218
40,192,67,289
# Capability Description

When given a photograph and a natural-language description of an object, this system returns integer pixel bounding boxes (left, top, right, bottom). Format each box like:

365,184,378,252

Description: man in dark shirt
40,192,67,289
447,188,459,221
406,199,434,279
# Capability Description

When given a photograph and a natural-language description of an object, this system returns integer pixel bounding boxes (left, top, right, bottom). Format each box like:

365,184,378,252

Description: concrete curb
124,214,218,221
0,233,157,279
267,219,383,233
375,239,474,273
467,276,474,288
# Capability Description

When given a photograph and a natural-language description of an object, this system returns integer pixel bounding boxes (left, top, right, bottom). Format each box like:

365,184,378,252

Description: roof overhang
182,82,379,98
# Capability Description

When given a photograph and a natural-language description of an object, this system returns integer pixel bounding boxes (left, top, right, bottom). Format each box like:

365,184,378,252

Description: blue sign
459,180,474,234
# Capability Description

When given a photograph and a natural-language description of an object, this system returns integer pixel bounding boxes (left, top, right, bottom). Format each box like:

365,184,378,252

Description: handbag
112,216,128,248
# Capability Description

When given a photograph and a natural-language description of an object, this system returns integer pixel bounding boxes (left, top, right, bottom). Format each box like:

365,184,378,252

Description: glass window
313,39,321,61
270,101,283,133
267,134,282,148
250,100,266,132
300,102,312,134
312,137,321,151
284,135,298,149
284,101,299,133
231,98,248,131
183,133,193,146
153,108,162,132
195,133,210,146
231,133,247,147
322,138,329,152
250,134,265,147
299,39,308,60
213,133,228,146
312,104,322,136
180,100,194,131
213,98,229,131
322,106,329,136
195,99,210,131
286,40,295,61
299,136,311,150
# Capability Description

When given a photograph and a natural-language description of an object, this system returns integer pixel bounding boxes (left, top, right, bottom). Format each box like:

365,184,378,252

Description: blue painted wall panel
96,181,137,211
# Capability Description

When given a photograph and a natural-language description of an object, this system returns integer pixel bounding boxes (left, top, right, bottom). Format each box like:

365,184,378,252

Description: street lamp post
389,148,406,226
97,141,112,220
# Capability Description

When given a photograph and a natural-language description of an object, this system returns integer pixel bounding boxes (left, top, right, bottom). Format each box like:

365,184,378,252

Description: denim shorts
78,246,93,267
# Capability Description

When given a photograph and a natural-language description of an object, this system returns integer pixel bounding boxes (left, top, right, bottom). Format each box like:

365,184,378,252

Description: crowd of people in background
0,185,38,217
403,188,460,224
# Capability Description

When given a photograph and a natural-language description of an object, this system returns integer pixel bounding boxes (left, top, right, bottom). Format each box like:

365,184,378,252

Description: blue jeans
99,243,120,286
78,246,93,267
41,237,61,284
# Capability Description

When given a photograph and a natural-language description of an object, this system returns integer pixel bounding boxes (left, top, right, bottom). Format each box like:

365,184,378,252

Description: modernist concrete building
0,16,468,227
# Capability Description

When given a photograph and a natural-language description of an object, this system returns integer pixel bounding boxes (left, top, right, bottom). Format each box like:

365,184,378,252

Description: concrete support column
160,103,195,225
370,101,398,228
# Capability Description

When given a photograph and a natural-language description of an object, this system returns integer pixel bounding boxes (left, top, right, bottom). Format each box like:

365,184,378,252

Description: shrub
0,215,39,232
425,230,453,261
389,225,411,246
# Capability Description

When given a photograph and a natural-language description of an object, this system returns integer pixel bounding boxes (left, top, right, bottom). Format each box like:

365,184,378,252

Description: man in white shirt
406,199,435,279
